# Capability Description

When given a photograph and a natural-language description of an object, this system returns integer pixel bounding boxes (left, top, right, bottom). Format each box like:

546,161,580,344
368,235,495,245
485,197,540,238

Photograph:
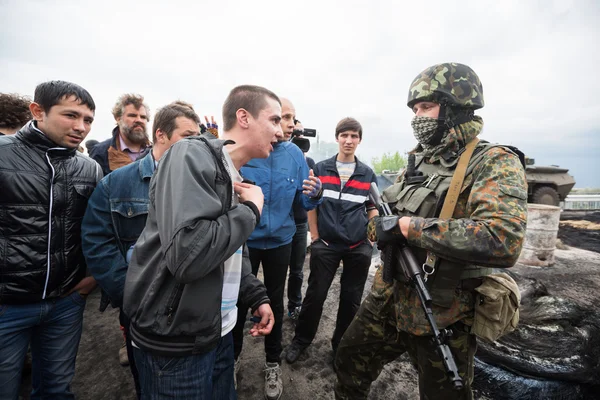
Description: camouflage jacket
377,123,527,335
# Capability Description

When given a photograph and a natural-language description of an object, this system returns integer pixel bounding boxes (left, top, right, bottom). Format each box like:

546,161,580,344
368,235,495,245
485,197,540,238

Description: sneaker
287,306,301,322
119,341,129,366
264,362,283,400
234,358,241,390
285,342,305,364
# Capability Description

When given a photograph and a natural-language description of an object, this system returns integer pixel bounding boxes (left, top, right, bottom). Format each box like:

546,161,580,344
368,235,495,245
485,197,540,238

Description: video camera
291,128,316,153
292,128,316,138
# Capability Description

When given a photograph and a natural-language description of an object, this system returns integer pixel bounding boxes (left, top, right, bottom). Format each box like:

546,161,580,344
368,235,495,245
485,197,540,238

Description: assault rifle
368,182,463,390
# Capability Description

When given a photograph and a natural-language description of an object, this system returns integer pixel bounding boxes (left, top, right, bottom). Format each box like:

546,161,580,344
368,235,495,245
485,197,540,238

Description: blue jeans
0,291,86,400
288,222,308,312
134,332,236,400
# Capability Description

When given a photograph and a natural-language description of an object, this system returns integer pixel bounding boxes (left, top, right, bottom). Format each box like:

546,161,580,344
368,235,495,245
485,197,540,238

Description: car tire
532,186,560,206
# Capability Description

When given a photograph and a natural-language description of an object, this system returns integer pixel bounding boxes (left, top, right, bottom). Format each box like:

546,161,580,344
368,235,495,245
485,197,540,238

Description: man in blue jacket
81,102,201,397
233,98,323,400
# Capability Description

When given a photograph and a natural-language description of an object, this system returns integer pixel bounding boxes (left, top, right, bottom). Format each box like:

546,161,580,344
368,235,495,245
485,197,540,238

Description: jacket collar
324,153,366,176
197,132,233,156
137,151,156,180
17,121,76,154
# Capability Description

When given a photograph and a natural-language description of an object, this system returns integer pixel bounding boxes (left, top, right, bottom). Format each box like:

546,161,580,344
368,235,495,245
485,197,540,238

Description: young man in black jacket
286,117,378,364
0,81,101,399
123,85,281,399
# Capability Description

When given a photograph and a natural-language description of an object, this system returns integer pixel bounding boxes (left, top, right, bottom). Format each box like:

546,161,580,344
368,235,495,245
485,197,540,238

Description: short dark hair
85,139,99,152
335,117,363,140
33,80,95,113
152,102,200,143
222,85,280,131
112,93,149,121
0,93,32,130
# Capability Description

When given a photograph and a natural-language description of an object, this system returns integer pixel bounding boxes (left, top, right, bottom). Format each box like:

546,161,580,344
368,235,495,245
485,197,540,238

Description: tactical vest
381,142,520,308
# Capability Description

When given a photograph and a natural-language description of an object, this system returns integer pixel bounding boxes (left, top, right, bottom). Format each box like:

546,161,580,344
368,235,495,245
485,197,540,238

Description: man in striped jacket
286,117,378,364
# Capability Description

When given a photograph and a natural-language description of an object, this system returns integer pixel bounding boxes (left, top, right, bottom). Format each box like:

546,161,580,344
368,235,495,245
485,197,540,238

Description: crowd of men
0,61,528,400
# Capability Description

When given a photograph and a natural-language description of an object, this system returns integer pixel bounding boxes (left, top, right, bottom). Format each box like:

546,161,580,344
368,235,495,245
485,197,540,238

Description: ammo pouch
470,273,520,342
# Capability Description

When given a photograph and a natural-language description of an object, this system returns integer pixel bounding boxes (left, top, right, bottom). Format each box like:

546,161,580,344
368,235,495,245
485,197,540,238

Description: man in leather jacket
82,102,202,397
123,85,279,399
0,80,102,399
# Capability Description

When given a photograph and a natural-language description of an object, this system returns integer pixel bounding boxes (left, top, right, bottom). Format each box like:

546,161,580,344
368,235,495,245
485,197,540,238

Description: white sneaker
234,358,241,389
264,362,283,400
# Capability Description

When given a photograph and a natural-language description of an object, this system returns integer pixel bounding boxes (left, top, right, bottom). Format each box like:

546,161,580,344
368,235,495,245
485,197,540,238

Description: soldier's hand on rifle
367,217,378,243
374,215,406,248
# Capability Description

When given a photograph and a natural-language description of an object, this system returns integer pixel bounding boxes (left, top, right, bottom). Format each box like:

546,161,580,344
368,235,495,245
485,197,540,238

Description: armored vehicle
526,158,576,206
377,170,401,191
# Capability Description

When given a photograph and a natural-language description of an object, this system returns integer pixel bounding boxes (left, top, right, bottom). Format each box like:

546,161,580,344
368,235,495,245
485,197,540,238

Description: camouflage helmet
407,63,484,110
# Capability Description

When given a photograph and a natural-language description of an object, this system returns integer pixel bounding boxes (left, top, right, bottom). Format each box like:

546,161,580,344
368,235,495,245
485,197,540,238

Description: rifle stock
369,183,463,390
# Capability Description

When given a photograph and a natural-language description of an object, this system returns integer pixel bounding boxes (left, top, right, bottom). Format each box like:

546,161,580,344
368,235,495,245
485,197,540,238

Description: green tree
371,151,407,174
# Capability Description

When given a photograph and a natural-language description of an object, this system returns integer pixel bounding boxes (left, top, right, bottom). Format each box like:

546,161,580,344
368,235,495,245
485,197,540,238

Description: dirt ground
558,210,600,253
18,210,600,399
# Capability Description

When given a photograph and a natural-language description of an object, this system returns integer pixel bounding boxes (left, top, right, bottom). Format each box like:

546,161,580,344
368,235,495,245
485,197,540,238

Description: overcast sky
1,0,598,187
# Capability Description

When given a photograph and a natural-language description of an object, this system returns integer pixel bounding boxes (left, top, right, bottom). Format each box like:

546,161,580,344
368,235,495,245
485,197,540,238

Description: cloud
1,0,598,186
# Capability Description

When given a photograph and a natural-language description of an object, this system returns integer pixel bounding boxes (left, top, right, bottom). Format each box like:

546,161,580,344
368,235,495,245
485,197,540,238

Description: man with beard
232,98,323,399
334,63,527,399
90,94,151,176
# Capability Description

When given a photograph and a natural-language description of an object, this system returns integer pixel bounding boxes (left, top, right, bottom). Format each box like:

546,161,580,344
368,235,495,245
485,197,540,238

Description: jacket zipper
165,284,184,325
330,164,365,242
267,155,273,248
42,149,64,299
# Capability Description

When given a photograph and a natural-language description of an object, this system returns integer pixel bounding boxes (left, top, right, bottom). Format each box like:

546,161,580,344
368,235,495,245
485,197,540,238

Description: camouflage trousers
333,280,477,400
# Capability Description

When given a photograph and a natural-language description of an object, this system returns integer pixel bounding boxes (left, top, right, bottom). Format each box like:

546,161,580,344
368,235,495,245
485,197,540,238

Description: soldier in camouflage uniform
334,62,528,399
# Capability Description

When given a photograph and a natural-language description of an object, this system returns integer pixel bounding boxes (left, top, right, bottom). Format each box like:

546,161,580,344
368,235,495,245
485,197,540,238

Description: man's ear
155,128,166,143
29,102,46,121
236,108,250,129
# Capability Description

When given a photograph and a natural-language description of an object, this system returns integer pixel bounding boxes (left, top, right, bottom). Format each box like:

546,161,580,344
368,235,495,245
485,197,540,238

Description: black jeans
293,241,372,351
233,243,292,364
288,222,308,312
119,309,141,399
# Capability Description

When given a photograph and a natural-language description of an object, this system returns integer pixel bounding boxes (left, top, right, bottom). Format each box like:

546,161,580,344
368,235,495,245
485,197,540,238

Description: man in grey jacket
123,85,281,399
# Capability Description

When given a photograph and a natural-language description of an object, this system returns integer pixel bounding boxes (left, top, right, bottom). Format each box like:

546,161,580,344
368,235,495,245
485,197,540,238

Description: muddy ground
558,210,600,253
18,210,600,399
